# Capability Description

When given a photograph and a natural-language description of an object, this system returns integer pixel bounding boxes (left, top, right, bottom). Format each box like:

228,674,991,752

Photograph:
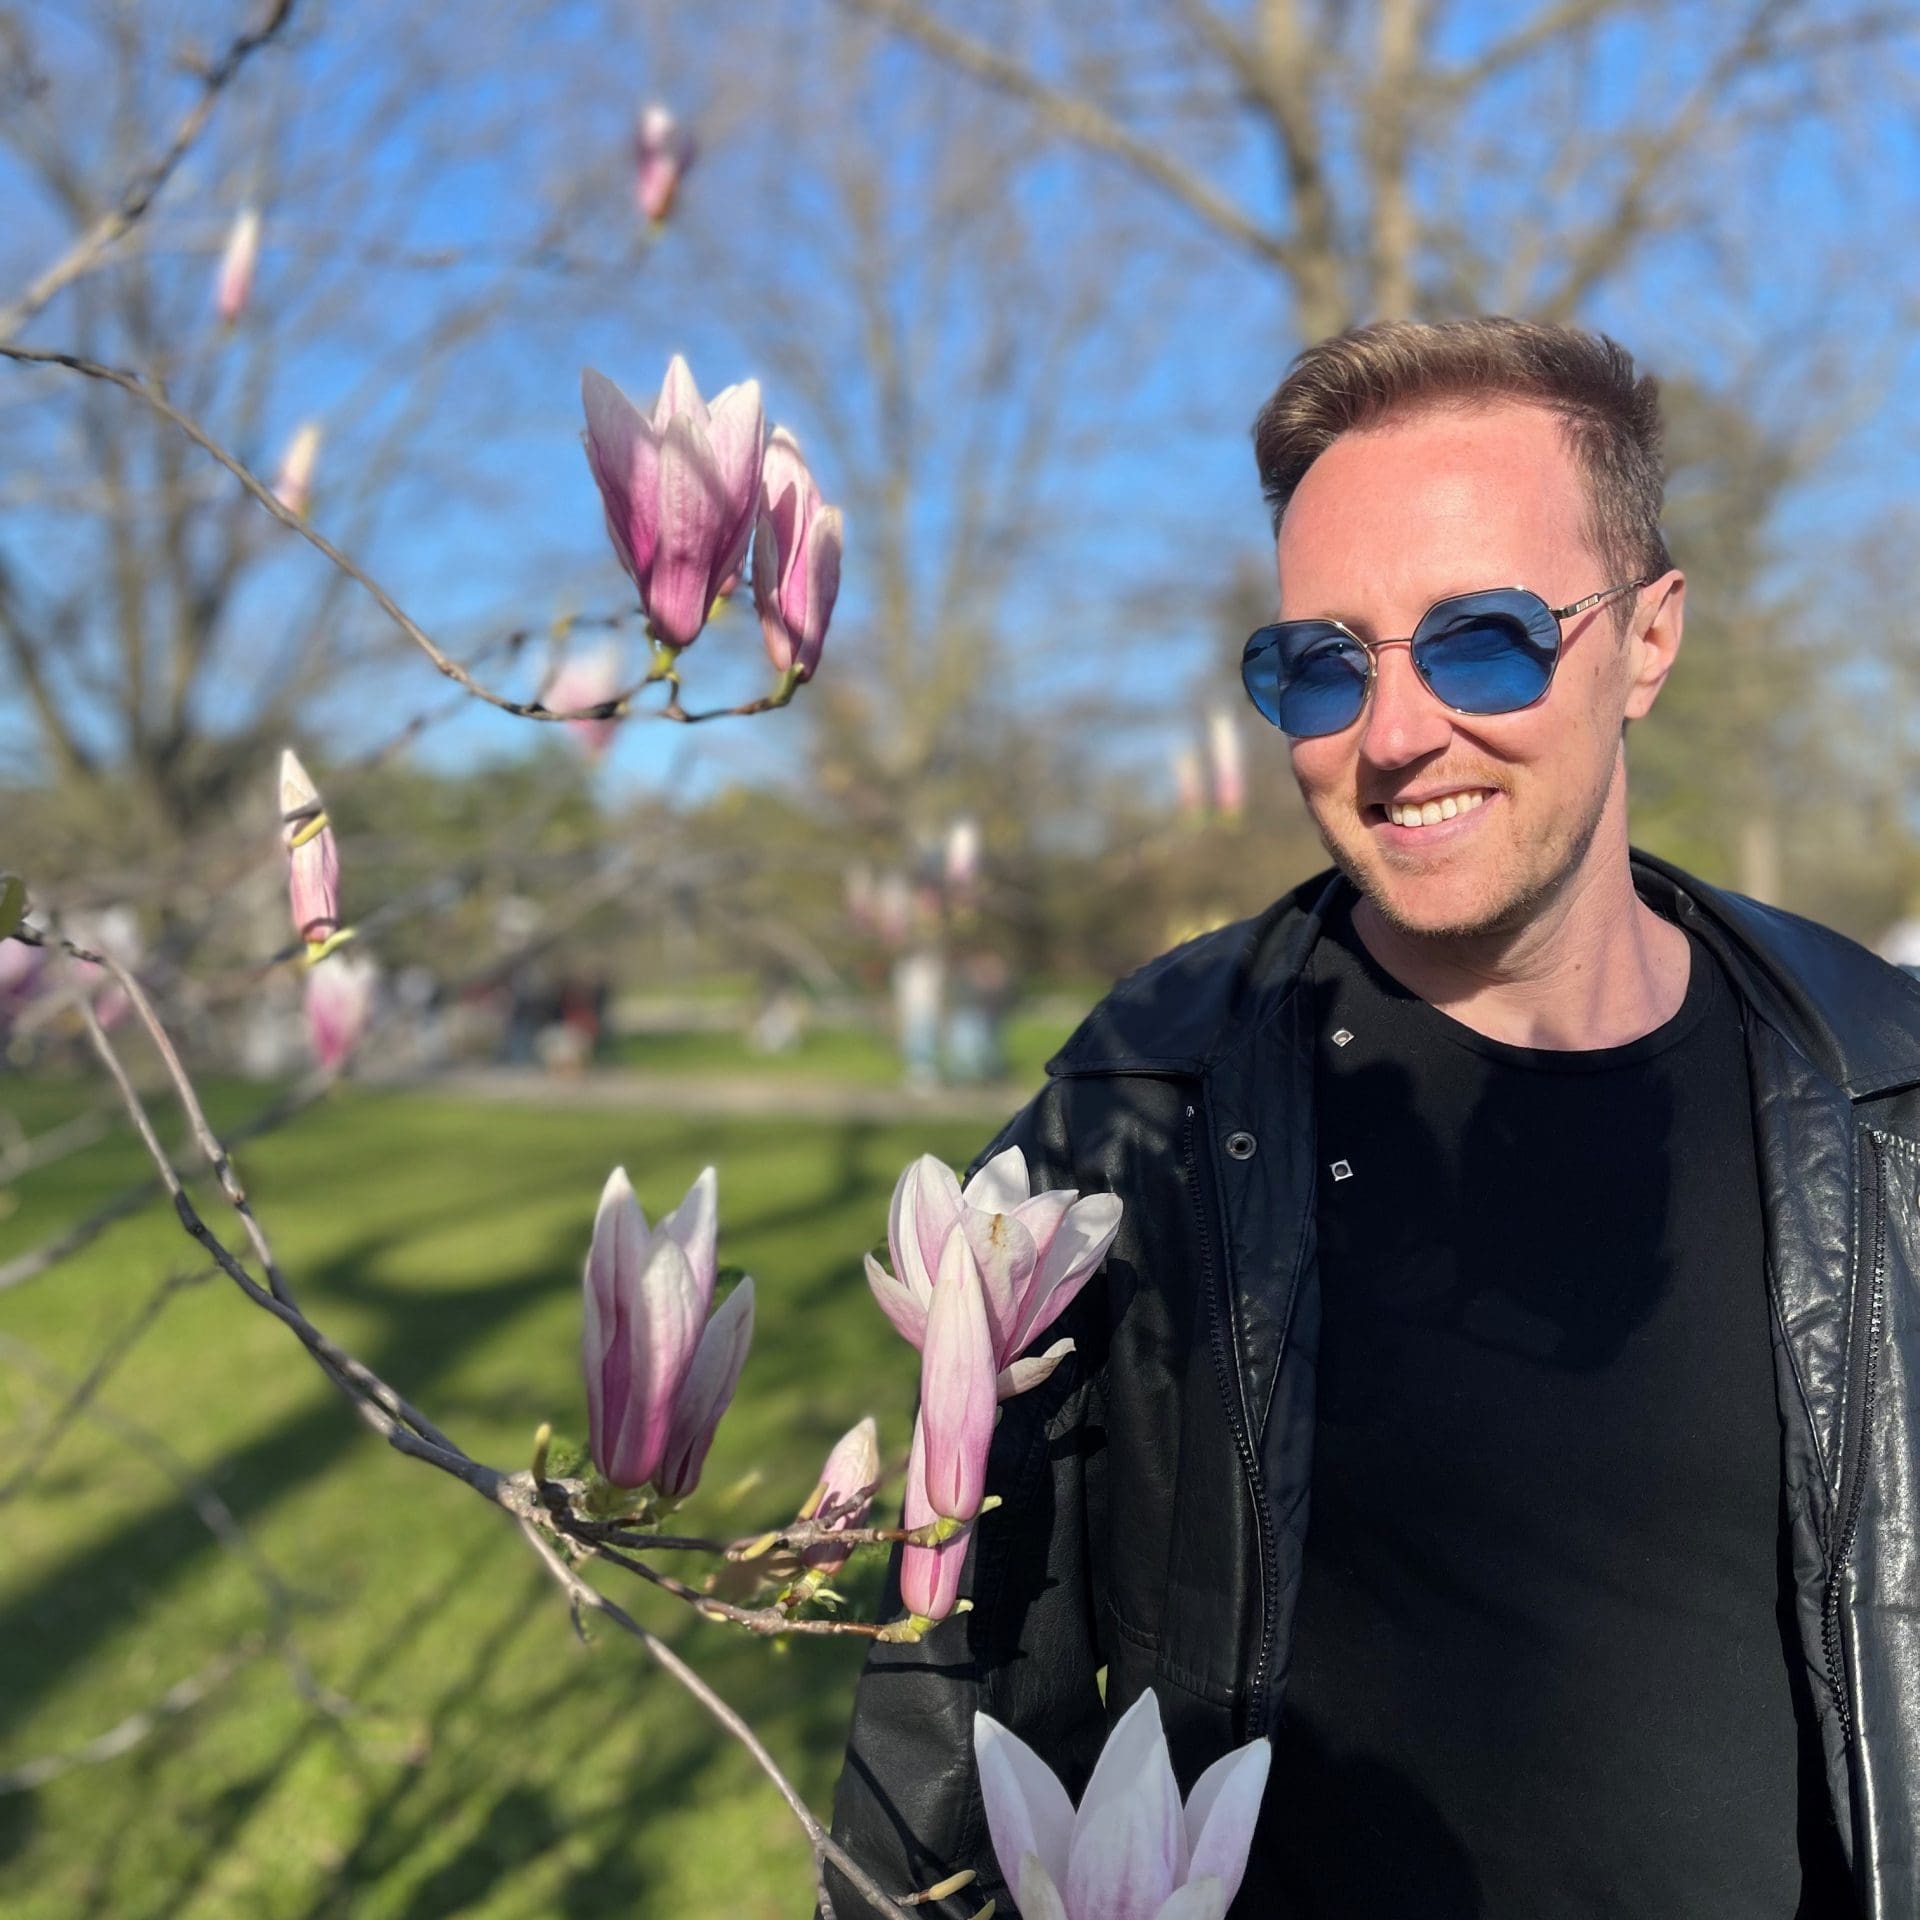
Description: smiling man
823,319,1920,1919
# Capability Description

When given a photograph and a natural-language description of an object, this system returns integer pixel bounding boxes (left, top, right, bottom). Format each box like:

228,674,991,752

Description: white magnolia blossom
975,1689,1271,1920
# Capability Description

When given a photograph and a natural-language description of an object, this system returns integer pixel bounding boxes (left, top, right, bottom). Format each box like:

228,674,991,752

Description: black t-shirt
1270,898,1853,1917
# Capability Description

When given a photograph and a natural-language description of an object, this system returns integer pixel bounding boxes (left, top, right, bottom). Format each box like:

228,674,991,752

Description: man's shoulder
1639,852,1920,1100
1046,870,1342,1078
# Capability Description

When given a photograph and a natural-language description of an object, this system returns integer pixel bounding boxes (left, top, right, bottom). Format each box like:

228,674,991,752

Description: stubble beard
1306,772,1617,944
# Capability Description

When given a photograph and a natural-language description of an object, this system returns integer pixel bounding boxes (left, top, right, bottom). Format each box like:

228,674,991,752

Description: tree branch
834,0,1297,271
0,0,301,341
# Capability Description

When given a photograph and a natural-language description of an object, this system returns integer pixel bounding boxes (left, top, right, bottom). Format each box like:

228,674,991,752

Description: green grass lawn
0,1072,1013,1918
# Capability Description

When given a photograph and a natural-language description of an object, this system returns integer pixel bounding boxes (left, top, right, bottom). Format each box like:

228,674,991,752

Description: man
823,318,1920,1917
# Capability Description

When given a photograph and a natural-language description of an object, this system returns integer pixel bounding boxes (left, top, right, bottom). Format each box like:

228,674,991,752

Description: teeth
1385,789,1489,829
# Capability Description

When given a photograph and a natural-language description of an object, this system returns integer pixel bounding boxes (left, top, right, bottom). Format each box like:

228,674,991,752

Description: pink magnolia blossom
974,1690,1271,1920
899,1410,971,1622
540,647,625,756
1207,710,1245,822
916,1224,997,1521
273,421,323,518
751,426,843,683
305,951,376,1069
580,358,764,648
215,206,261,325
655,1267,755,1501
279,749,339,947
799,1415,881,1575
866,1147,1122,1400
582,1166,755,1496
634,104,696,226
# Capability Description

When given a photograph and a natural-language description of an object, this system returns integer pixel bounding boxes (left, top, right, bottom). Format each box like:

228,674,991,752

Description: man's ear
1622,570,1684,723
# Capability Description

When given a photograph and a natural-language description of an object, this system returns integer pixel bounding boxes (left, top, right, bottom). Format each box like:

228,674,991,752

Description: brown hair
1251,316,1672,590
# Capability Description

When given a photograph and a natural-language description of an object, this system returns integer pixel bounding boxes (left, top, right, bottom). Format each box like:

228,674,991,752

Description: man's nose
1357,641,1453,769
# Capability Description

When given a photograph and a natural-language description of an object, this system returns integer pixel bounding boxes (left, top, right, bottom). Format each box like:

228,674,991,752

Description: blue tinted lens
1413,592,1559,714
1243,624,1369,738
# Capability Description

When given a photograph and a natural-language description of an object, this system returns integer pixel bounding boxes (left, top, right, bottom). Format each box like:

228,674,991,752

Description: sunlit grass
0,1075,1006,1918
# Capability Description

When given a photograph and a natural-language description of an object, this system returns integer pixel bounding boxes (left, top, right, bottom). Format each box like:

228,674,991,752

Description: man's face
1277,401,1671,939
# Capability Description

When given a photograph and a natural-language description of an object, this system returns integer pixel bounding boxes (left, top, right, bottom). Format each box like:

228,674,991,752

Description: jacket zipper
1822,1130,1887,1749
1182,1099,1280,1736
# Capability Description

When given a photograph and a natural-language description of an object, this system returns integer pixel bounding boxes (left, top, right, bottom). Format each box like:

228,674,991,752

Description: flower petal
996,1335,1075,1401
960,1204,1038,1362
607,1231,706,1488
1183,1738,1271,1912
657,1165,718,1314
648,415,728,645
864,1249,929,1350
1011,1191,1122,1355
703,378,765,595
917,1228,996,1520
1068,1690,1186,1900
656,1276,755,1500
974,1713,1076,1893
890,1154,962,1304
793,505,841,674
962,1144,1032,1215
1065,1793,1180,1920
1016,1853,1072,1920
583,1167,645,1475
898,1414,968,1621
1152,1878,1227,1920
653,353,708,428
581,368,660,585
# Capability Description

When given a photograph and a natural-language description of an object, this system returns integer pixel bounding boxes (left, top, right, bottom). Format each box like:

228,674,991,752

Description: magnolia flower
582,1166,755,1496
581,358,764,648
279,749,339,948
975,1690,1271,1920
799,1415,881,1574
916,1224,997,1522
634,103,696,226
305,950,377,1069
900,1409,968,1622
867,1147,1123,1400
215,206,261,325
1207,710,1245,823
273,421,323,518
540,646,625,756
751,427,843,684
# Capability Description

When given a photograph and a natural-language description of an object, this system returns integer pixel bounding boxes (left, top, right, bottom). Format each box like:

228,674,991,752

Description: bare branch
0,0,301,341
0,345,797,729
834,0,1297,271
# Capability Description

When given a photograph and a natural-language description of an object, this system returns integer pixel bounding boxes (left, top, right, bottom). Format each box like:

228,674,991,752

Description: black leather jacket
824,854,1920,1918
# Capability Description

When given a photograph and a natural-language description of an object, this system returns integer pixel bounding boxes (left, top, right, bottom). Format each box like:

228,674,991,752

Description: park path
417,1065,1029,1124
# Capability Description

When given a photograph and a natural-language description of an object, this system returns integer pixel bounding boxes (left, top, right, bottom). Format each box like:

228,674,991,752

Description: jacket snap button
1224,1130,1257,1161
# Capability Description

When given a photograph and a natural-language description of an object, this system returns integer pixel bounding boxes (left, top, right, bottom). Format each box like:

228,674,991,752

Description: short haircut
1251,316,1672,590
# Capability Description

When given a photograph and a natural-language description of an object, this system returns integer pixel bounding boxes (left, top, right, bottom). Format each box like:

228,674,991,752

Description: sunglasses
1241,577,1653,740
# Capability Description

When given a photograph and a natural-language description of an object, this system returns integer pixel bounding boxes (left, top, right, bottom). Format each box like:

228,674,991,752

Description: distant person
826,318,1916,1916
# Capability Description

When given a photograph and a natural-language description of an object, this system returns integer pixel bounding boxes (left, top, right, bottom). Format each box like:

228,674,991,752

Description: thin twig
0,344,798,727
0,1,301,340
514,1519,916,1920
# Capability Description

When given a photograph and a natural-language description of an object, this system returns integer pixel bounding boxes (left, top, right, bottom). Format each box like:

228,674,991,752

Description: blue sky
4,0,1917,811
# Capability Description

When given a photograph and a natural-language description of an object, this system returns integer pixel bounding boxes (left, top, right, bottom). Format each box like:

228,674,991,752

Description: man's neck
1350,845,1693,1052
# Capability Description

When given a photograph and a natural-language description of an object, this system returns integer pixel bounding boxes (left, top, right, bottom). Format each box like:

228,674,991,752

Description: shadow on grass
1,1115,923,1917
